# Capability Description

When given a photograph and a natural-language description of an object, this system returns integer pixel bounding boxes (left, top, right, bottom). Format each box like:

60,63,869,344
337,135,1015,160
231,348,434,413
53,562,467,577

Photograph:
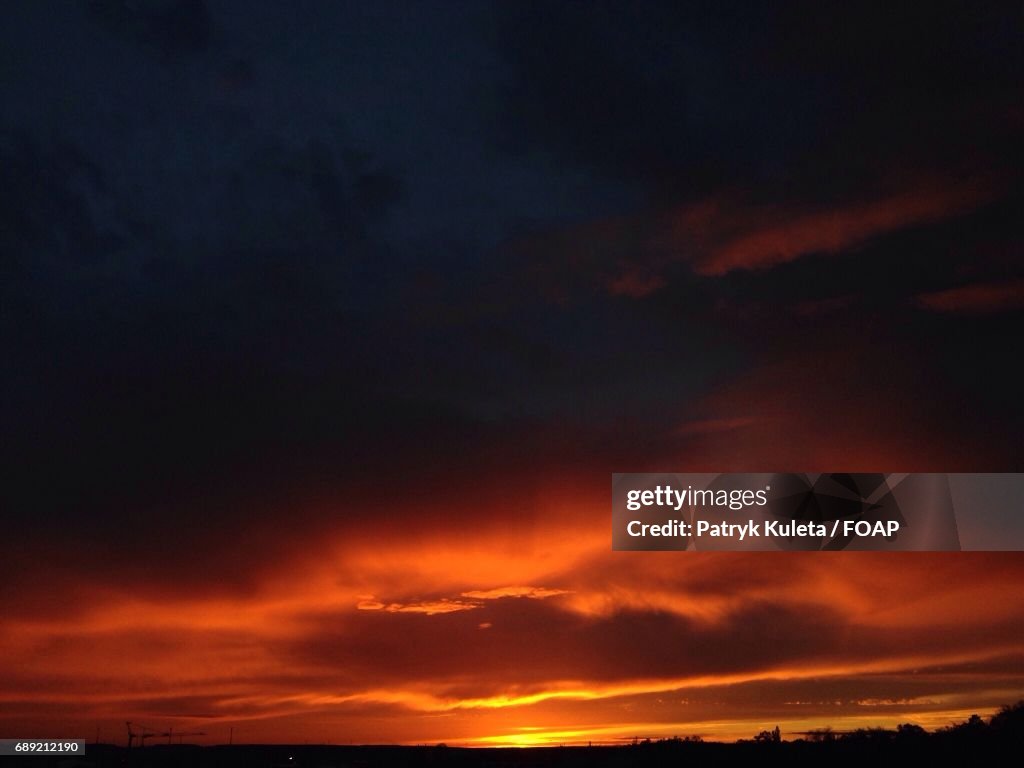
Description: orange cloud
917,279,1024,313
2,348,1022,746
461,586,570,600
690,181,993,276
354,586,569,615
356,598,479,615
517,176,999,301
4,526,1023,745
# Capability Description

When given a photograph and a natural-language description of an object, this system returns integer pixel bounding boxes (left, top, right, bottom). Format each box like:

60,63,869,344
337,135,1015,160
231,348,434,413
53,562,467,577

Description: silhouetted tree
805,727,835,743
844,727,895,743
989,700,1024,734
895,723,926,740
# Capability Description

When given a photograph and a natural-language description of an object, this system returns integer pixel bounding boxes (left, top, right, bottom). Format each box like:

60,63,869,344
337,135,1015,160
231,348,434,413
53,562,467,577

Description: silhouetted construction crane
126,722,159,749
159,727,206,744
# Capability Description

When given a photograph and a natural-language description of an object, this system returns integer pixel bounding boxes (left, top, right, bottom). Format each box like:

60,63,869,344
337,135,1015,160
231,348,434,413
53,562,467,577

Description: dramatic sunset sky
3,0,1024,747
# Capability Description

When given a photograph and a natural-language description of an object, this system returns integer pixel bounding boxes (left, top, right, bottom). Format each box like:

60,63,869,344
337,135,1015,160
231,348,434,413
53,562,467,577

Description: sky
2,0,1024,747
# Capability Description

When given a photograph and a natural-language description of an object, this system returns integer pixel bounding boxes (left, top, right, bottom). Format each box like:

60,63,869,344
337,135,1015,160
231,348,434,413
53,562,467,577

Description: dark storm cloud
1,131,403,502
1,1,641,572
495,0,1024,204
283,599,846,691
86,0,214,55
10,0,1017,580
